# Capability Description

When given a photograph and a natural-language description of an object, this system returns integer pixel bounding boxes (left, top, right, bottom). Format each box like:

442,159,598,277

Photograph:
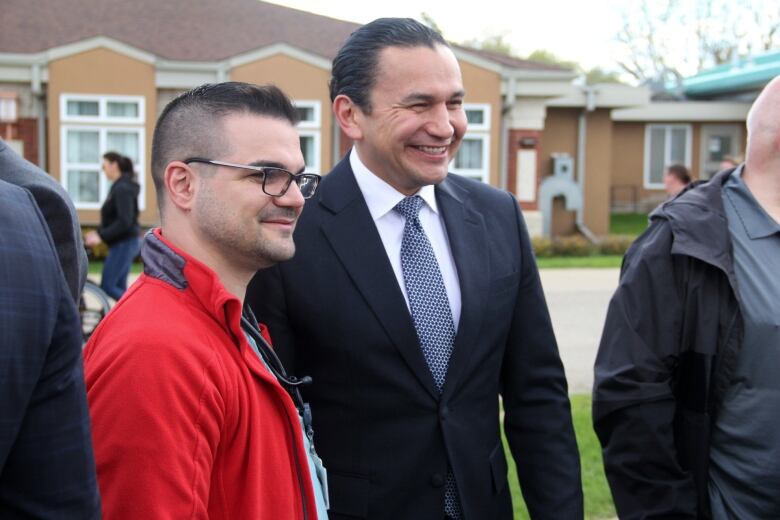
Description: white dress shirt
350,149,462,330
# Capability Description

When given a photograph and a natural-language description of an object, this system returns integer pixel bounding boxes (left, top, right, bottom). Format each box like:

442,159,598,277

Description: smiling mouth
413,145,448,155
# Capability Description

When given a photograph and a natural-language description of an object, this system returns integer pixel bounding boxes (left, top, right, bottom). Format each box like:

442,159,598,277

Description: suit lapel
318,159,440,399
435,177,490,398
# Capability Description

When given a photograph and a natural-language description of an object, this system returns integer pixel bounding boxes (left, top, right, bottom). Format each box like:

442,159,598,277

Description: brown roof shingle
2,0,569,73
3,0,360,61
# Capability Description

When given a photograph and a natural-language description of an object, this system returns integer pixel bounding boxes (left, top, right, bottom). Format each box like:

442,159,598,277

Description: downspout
576,85,599,243
500,76,517,191
32,63,47,169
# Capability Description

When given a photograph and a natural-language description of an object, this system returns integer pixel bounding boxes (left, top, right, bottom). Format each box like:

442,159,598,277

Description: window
60,94,145,209
0,93,19,122
451,104,491,182
294,101,321,173
644,124,691,189
61,94,144,124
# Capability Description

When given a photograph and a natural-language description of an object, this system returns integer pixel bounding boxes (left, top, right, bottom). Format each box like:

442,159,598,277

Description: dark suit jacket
0,180,101,518
248,157,582,520
0,138,87,302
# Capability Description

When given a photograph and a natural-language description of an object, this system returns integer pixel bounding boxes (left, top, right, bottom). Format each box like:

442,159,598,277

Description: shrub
598,235,635,256
531,234,635,258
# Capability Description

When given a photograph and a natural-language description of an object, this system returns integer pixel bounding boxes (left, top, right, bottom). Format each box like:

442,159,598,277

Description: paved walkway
539,268,620,394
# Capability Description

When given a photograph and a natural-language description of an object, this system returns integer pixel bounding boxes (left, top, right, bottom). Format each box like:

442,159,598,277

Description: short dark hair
665,164,691,184
329,18,448,113
102,151,135,180
151,82,298,212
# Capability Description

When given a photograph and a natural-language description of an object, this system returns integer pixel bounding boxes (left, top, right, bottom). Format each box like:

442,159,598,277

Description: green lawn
505,394,615,519
609,213,648,237
536,255,623,269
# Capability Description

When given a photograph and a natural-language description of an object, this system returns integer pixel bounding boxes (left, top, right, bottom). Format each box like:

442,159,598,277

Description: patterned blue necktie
394,195,462,520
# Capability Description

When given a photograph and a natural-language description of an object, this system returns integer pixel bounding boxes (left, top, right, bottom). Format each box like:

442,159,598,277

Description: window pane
300,135,316,170
66,100,99,117
0,98,17,121
67,130,100,163
708,135,731,162
67,170,100,203
296,106,315,123
465,109,484,125
107,101,139,118
454,138,483,170
648,127,666,184
106,131,140,163
670,128,687,162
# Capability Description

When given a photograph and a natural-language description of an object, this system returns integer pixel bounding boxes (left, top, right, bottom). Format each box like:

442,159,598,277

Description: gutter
500,77,517,191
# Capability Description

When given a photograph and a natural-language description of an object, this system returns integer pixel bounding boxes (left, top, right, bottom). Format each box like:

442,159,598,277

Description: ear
333,94,364,141
164,161,198,212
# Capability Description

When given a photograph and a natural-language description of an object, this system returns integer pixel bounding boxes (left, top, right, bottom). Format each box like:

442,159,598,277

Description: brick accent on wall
2,118,40,166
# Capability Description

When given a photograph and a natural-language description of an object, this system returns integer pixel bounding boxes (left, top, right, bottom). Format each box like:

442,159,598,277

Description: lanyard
240,306,314,441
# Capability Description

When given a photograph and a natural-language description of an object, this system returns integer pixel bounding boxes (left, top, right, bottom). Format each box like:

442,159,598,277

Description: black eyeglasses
184,158,321,199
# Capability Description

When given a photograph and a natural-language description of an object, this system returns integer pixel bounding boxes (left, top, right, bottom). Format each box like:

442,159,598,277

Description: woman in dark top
84,152,140,300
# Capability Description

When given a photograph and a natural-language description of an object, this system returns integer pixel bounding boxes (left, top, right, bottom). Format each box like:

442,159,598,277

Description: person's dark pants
101,235,140,300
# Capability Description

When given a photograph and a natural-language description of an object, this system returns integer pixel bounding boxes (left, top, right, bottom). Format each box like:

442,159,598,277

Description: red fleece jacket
84,229,317,519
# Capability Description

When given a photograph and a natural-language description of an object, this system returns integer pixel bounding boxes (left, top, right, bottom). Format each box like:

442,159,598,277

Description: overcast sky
266,0,627,71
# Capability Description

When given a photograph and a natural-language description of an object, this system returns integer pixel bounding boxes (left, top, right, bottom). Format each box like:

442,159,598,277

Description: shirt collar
724,165,780,240
350,148,438,221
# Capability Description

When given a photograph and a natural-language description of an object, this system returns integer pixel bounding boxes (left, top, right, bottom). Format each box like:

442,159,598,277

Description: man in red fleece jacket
84,82,326,519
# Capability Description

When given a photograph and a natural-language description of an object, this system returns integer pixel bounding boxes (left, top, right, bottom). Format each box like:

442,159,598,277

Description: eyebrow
248,160,306,174
401,90,466,104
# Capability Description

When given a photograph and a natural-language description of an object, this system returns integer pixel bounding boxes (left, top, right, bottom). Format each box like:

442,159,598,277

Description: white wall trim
613,102,750,122
46,36,156,64
229,43,331,70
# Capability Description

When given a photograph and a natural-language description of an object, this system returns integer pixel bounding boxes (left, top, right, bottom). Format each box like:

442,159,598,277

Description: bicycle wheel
80,280,112,341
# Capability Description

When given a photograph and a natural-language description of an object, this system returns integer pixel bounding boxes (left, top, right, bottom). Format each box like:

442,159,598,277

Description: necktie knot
394,195,424,221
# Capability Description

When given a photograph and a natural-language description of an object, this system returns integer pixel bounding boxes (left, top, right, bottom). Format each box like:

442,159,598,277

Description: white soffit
612,101,750,121
547,84,650,108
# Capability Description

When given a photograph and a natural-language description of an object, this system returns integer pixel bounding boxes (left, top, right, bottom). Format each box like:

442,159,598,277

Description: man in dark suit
0,179,100,517
248,18,582,520
0,138,87,302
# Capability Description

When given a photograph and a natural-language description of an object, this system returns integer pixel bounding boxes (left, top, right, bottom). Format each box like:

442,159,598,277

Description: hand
84,230,102,247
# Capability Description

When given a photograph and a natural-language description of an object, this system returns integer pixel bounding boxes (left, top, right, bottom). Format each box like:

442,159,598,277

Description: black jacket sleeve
98,182,137,244
592,221,698,519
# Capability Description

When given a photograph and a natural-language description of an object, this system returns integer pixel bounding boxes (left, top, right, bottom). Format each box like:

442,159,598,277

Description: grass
505,394,615,520
536,255,623,269
609,213,648,237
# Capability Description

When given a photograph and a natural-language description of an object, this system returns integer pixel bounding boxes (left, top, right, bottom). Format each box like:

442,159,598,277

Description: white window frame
294,100,322,172
0,93,18,122
451,103,491,183
294,100,321,130
463,103,491,131
451,133,491,183
298,130,321,174
61,93,145,124
643,124,692,189
60,125,146,210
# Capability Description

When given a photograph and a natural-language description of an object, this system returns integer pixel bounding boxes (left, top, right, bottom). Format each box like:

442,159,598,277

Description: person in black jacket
594,75,780,519
84,151,141,300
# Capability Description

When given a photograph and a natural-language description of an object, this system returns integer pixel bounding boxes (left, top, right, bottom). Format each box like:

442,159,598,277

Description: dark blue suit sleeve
0,181,100,518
